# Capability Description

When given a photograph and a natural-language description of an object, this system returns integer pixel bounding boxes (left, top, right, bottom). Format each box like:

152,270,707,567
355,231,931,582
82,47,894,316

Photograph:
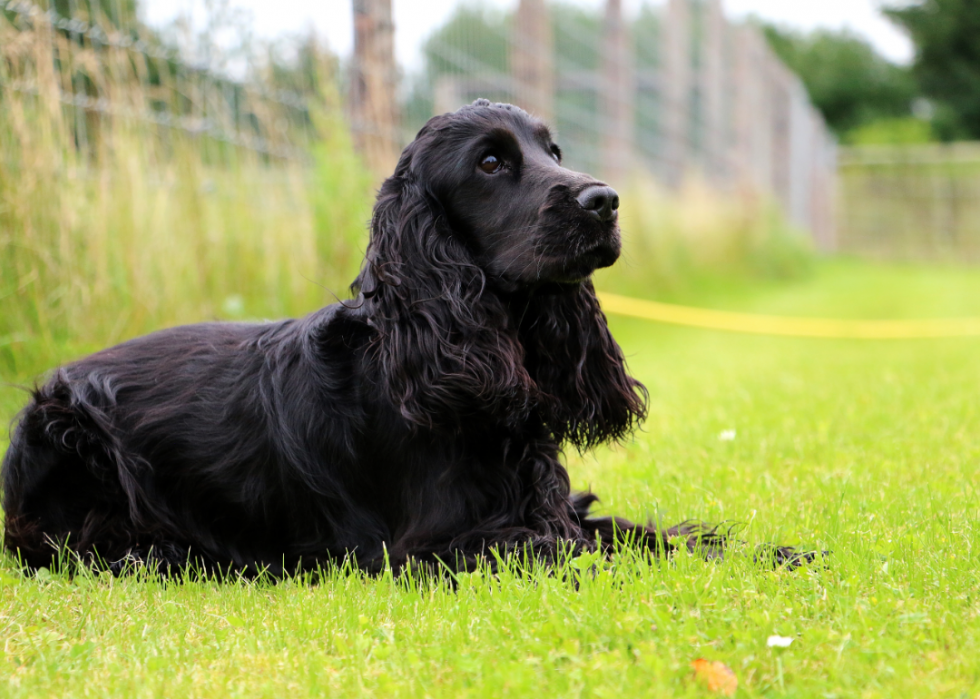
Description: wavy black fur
1,100,811,576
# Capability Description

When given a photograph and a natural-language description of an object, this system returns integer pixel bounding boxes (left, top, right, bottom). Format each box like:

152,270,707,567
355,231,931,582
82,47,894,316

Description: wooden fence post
511,0,554,123
768,55,793,216
350,0,401,176
812,120,837,251
662,0,691,187
702,0,727,183
787,74,813,233
731,24,772,192
601,0,633,183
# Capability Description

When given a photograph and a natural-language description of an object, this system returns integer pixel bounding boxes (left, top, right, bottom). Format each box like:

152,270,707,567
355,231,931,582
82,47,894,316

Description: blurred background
1,0,979,383
6,6,980,692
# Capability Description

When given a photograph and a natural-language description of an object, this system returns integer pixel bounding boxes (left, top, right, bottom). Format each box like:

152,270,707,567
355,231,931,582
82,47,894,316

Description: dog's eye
479,153,503,174
550,144,562,163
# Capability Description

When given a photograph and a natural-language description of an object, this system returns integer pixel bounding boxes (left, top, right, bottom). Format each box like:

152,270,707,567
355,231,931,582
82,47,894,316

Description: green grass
0,16,374,380
1,13,812,392
8,10,975,695
3,259,980,697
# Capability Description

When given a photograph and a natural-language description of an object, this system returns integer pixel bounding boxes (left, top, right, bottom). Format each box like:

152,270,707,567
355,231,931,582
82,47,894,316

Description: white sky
142,0,914,70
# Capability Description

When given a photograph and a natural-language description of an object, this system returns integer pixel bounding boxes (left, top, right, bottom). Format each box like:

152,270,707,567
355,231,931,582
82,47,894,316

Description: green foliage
632,4,662,70
421,2,617,79
266,34,340,100
884,0,980,140
0,17,374,379
552,3,602,71
310,103,375,295
422,4,509,79
845,116,935,145
406,1,661,148
5,261,980,696
3,0,140,26
404,5,510,130
761,23,918,137
836,142,980,260
594,176,814,299
50,0,139,21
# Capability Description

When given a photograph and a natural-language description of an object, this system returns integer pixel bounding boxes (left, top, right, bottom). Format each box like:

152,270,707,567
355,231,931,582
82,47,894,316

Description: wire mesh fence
384,0,837,249
837,144,980,261
0,0,317,163
4,0,837,248
10,0,980,262
1,0,379,350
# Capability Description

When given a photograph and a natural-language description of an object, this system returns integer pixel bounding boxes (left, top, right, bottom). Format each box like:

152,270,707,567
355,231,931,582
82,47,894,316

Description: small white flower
222,294,246,317
767,635,794,648
718,429,737,441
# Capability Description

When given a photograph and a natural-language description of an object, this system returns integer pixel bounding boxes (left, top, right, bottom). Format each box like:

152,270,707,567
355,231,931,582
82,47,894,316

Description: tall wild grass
596,174,814,298
0,12,374,378
0,7,813,384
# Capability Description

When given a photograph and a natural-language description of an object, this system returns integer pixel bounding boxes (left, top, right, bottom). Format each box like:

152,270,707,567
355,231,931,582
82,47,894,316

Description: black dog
2,100,799,576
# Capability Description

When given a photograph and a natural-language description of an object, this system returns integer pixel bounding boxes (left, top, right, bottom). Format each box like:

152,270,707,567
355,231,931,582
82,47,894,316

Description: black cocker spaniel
2,100,805,576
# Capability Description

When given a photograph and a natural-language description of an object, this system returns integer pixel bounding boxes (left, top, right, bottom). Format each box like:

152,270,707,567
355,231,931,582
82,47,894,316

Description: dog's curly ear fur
352,142,534,430
520,283,648,448
352,135,645,445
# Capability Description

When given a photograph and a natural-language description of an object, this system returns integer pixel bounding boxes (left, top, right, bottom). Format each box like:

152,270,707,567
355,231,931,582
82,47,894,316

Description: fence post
702,0,727,183
511,0,554,123
812,121,837,252
768,55,793,217
350,0,401,176
601,0,633,184
731,24,772,193
787,74,813,234
662,0,691,187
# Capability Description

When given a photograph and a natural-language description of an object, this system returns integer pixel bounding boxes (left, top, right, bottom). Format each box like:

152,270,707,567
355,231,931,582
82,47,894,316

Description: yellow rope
596,291,980,339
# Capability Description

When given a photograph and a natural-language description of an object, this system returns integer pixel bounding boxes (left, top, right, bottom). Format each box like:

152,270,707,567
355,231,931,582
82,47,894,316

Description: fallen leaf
691,658,738,696
767,635,794,648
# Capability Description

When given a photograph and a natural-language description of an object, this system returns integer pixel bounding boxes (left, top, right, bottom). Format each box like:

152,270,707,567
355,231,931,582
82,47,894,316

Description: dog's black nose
576,185,620,222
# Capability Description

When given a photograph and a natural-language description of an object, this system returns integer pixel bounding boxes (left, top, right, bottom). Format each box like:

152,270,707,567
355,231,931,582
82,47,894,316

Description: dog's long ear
521,282,648,448
352,144,533,430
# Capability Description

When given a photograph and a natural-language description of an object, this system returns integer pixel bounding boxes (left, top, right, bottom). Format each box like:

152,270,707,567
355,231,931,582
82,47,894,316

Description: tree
760,23,918,138
884,0,980,140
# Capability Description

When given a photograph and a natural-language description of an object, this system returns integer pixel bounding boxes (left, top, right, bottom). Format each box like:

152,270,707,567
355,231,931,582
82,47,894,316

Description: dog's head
382,99,621,291
353,100,645,445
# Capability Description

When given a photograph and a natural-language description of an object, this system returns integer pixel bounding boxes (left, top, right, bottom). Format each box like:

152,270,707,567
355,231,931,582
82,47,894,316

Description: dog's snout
576,185,619,222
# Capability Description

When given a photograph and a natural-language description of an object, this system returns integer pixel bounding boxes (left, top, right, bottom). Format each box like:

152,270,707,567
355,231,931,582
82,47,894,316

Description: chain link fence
4,0,840,250
838,144,980,261
1,0,317,163
374,0,837,249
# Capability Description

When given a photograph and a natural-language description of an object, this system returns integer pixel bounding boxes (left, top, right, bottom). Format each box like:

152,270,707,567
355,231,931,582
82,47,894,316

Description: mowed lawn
2,259,980,698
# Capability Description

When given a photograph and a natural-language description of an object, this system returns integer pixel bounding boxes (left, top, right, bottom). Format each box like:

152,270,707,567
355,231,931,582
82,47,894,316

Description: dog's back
1,305,374,573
